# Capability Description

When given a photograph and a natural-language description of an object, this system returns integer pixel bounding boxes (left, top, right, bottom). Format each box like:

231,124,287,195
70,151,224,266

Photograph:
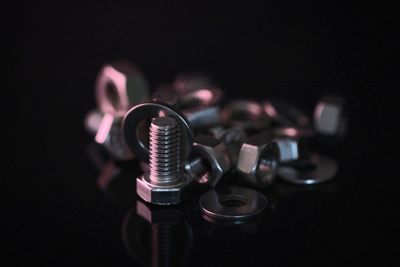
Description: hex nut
183,106,222,130
263,98,310,128
275,139,299,162
314,96,346,136
220,100,270,130
236,133,280,187
152,84,179,105
136,175,189,205
184,135,232,187
173,72,216,93
96,61,150,116
84,109,104,136
209,126,247,165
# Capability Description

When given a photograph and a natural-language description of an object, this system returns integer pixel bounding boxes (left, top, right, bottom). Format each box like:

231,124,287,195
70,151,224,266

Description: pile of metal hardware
85,61,346,222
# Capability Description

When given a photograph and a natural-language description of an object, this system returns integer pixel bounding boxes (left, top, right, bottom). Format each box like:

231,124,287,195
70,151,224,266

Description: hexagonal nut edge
186,135,232,187
136,175,188,205
96,61,150,116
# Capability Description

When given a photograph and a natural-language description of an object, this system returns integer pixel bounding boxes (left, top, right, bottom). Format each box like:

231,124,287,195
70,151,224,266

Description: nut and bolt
136,116,189,205
85,61,345,208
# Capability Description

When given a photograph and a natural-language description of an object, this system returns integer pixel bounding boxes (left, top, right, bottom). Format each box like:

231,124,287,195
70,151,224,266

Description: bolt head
136,175,188,205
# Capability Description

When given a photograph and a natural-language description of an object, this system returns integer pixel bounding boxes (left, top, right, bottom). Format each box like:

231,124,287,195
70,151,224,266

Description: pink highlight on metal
264,102,277,118
96,65,129,115
282,128,298,137
95,113,114,144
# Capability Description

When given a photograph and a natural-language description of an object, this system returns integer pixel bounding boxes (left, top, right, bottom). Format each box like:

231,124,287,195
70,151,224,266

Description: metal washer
199,187,268,221
122,101,194,162
278,154,338,185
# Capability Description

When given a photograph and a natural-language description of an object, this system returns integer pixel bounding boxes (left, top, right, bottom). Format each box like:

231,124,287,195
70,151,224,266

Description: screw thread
149,117,181,186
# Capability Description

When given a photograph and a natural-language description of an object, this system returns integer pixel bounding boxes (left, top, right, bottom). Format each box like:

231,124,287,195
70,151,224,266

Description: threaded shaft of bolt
149,116,181,186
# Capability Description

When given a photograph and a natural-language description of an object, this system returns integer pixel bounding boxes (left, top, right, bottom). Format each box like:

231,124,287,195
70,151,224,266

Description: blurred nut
237,133,280,187
152,85,222,130
184,135,232,187
209,126,247,165
92,112,133,160
173,72,216,93
221,100,269,130
314,96,346,136
84,109,104,135
152,84,179,106
183,106,222,130
263,98,310,127
270,127,315,139
275,139,299,162
96,61,150,116
178,87,223,109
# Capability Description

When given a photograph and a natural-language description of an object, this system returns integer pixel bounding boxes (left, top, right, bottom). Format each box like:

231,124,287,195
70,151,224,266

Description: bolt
136,116,189,205
148,117,181,186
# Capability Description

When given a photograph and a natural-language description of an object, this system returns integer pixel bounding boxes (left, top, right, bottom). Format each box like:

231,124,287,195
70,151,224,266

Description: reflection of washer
122,102,194,162
199,187,268,222
278,154,338,185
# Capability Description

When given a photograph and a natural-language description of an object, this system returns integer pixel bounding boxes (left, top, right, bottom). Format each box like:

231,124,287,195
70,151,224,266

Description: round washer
199,187,268,221
278,154,338,185
122,101,194,162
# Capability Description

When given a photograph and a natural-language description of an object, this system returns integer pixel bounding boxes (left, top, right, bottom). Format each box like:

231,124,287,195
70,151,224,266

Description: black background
5,1,399,266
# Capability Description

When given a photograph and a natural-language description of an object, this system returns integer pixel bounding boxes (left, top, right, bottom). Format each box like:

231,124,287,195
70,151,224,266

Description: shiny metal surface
278,154,338,185
152,85,223,130
173,72,216,94
148,117,181,186
183,106,221,130
314,96,347,137
178,87,223,109
84,110,134,160
184,135,232,187
209,126,248,165
275,139,299,162
236,133,280,187
136,117,188,205
122,102,194,162
220,100,269,130
270,126,315,139
199,187,268,221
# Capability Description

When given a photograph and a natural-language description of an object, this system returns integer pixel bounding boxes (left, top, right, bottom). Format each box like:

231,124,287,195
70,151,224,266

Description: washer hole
106,82,121,110
219,195,247,207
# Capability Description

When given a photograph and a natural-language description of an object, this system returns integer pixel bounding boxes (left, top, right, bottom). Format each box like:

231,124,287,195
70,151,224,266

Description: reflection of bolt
151,223,180,267
134,201,186,266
